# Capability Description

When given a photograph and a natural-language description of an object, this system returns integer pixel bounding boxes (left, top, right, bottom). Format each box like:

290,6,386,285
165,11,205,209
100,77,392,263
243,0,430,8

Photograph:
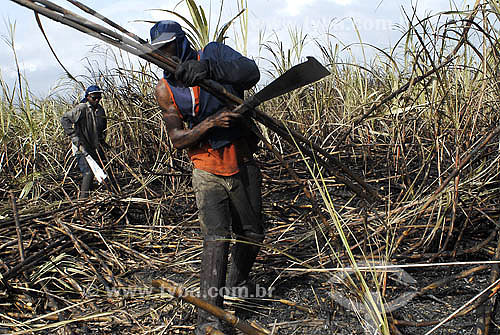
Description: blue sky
1,0,474,96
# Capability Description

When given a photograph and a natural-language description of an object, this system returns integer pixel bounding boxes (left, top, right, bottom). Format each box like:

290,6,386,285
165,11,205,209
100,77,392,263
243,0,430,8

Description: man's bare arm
155,80,241,150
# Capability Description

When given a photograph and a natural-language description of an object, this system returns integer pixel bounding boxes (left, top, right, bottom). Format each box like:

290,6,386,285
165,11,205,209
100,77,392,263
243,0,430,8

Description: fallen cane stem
152,279,267,335
9,192,25,262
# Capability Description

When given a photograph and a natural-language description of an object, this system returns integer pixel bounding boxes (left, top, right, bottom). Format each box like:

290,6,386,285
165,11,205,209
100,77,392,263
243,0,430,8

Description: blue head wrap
150,20,197,78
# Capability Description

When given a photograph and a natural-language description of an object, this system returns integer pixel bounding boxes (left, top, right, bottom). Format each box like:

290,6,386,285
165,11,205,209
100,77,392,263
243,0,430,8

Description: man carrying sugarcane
61,85,109,199
152,20,264,334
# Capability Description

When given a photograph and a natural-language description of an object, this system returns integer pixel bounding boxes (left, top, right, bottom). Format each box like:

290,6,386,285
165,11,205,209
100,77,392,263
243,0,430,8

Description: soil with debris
1,151,499,335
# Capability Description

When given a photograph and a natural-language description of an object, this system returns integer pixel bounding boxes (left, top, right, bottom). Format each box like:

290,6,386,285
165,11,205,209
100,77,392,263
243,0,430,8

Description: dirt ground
107,255,500,335
1,160,499,335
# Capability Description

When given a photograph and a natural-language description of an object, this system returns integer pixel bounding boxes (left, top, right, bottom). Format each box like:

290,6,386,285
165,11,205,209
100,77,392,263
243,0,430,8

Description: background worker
61,85,108,199
152,20,264,334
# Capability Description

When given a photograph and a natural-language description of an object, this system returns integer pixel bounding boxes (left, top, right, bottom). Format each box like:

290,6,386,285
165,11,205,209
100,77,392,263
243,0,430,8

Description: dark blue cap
80,85,103,103
150,20,184,46
85,85,103,96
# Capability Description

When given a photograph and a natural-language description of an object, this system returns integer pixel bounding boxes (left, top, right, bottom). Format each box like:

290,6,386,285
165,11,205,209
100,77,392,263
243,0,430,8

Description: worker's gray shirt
60,102,106,154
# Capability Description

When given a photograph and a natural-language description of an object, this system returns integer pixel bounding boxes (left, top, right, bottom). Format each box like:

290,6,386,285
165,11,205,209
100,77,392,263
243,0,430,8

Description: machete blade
248,56,330,107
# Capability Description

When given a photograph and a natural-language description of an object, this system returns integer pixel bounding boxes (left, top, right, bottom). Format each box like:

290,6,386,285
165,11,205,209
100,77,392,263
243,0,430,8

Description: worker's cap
85,85,103,96
150,20,183,46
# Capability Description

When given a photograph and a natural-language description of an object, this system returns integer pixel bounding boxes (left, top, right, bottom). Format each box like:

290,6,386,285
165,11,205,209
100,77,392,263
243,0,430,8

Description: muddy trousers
197,236,229,333
76,150,116,199
80,172,93,199
192,163,264,333
76,153,94,199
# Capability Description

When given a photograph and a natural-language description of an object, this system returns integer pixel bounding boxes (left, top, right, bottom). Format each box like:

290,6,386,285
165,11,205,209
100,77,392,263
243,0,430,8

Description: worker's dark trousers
75,148,114,199
76,153,94,199
192,162,264,331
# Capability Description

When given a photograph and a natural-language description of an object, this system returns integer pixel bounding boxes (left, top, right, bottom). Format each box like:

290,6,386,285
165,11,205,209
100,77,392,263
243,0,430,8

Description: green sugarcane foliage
154,0,246,50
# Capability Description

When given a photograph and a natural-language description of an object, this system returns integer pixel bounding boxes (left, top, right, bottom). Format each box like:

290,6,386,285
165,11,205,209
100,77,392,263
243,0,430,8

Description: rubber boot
196,235,229,335
79,172,93,199
226,233,264,292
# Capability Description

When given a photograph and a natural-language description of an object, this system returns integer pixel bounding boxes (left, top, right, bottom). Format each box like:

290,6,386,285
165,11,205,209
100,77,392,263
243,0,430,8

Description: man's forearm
167,116,215,150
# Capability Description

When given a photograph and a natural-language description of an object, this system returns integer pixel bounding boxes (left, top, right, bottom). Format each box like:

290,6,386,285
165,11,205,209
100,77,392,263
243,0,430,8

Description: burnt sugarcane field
1,0,500,334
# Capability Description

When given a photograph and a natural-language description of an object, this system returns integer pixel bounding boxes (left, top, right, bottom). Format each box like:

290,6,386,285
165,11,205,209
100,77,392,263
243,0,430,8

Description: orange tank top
188,142,239,176
162,78,249,176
